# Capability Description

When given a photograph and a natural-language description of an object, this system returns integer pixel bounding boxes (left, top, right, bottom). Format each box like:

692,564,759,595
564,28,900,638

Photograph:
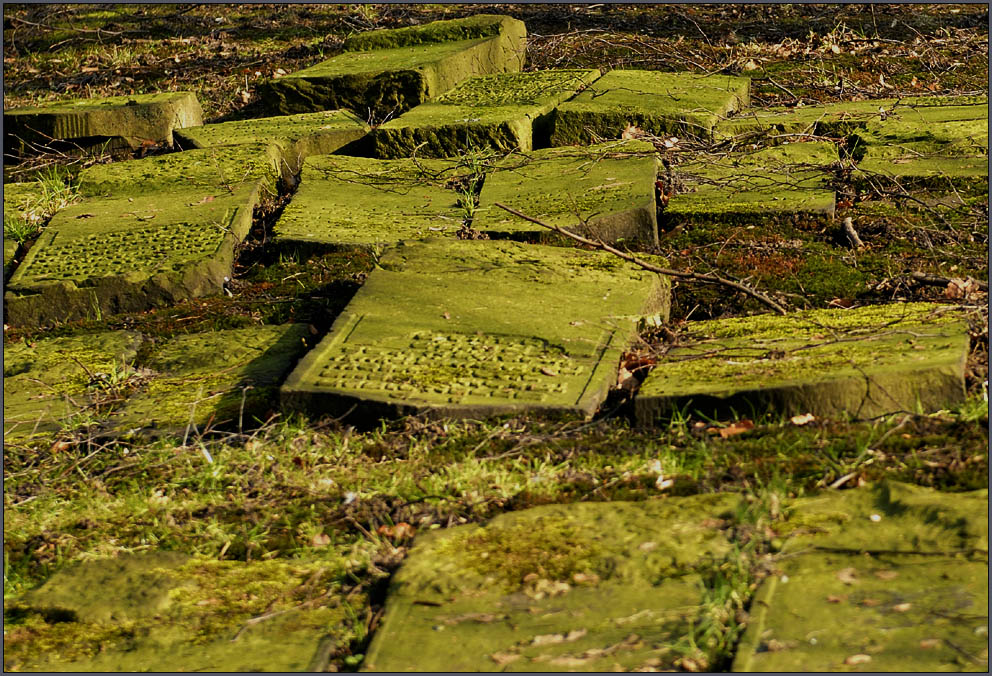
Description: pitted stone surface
3,331,144,441
261,15,526,116
4,91,203,155
282,239,669,422
4,185,257,326
635,303,969,423
551,70,750,145
662,141,838,223
361,494,741,672
475,140,659,244
173,109,370,173
272,154,466,248
370,69,601,158
734,482,988,672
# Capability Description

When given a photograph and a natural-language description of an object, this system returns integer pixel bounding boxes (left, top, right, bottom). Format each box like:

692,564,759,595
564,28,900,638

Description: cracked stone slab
475,140,660,244
4,91,203,155
260,15,526,116
77,142,284,198
173,109,370,174
281,239,669,423
361,494,742,672
3,331,144,442
662,141,838,225
634,303,968,424
733,482,988,672
551,70,750,145
370,69,601,158
4,184,258,326
111,324,311,436
272,154,468,250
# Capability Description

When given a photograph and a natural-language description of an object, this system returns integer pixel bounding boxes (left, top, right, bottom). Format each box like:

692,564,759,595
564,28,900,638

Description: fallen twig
841,216,865,249
492,202,788,315
909,271,988,292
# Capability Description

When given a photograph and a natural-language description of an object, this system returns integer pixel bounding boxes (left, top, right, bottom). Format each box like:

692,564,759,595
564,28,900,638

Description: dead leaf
572,572,600,584
441,311,451,319
742,58,760,71
311,532,330,547
617,365,637,390
719,419,754,438
845,654,872,665
828,297,855,308
790,413,815,426
826,594,847,603
195,195,215,205
892,603,912,613
540,366,559,377
860,598,882,607
873,569,898,580
621,124,644,140
919,638,941,650
836,567,859,585
443,612,501,625
489,652,520,666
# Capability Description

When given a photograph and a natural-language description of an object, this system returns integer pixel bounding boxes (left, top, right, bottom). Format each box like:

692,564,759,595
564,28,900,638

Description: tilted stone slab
3,331,143,441
4,184,257,326
662,141,838,225
111,324,311,436
4,92,203,155
851,98,989,193
77,142,284,198
475,140,659,244
551,70,750,145
282,239,669,423
272,154,467,249
635,303,969,423
734,482,988,672
362,494,741,672
370,69,601,158
261,15,526,116
173,109,370,174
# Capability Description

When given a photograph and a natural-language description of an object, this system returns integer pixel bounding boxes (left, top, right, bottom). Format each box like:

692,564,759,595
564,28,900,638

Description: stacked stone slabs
173,110,370,174
550,70,750,145
272,154,467,250
634,303,969,424
261,15,526,116
662,141,838,225
475,140,660,244
734,482,988,672
370,69,601,158
361,495,741,672
282,239,669,423
4,91,203,155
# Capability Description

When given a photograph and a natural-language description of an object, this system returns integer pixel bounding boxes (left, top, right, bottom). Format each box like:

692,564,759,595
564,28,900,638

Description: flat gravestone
662,141,838,225
851,98,988,193
551,70,750,145
5,554,349,672
715,98,903,139
272,154,467,249
4,185,257,326
734,482,988,672
173,109,370,174
112,324,311,435
475,140,659,244
361,494,741,672
77,142,285,198
370,69,601,158
635,302,969,423
4,91,203,155
261,15,526,116
3,331,143,441
282,239,669,423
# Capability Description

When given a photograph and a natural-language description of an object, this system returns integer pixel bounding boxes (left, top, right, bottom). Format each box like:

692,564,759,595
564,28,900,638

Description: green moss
342,14,522,51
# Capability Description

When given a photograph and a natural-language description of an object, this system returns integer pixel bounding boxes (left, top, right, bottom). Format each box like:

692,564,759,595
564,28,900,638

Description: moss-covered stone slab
3,331,144,441
77,142,284,198
475,140,660,244
111,324,311,436
370,69,601,158
4,554,351,672
362,494,741,672
4,185,258,327
634,303,968,423
734,482,988,672
4,91,203,155
272,154,466,249
663,141,838,225
282,239,669,423
851,100,989,193
260,15,526,116
173,109,370,174
551,70,750,145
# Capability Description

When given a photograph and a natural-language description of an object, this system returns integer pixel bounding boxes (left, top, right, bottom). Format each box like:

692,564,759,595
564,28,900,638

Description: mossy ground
3,4,988,673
